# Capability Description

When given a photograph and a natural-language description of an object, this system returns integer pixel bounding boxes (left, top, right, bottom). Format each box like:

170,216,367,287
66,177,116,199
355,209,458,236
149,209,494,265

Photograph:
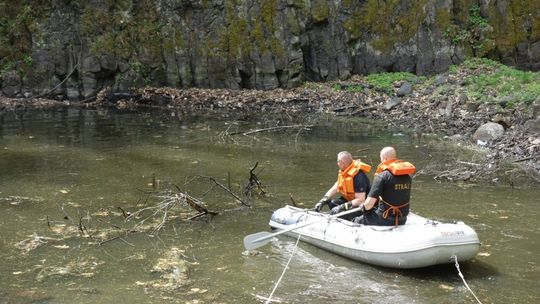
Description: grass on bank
451,58,540,106
322,57,540,108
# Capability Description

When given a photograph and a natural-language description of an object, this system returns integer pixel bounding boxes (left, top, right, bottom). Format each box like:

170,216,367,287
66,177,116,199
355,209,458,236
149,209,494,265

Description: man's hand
314,196,331,212
329,202,352,215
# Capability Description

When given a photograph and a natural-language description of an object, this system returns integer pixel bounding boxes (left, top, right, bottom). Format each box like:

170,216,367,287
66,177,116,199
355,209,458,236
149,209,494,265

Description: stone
396,82,412,97
491,114,512,129
435,74,448,86
446,134,465,142
118,60,130,73
384,97,401,110
100,54,118,72
524,117,540,133
66,87,80,101
473,122,505,143
442,101,453,117
532,99,540,117
82,75,98,98
465,101,480,112
3,85,21,97
82,55,101,73
1,71,21,97
457,93,468,105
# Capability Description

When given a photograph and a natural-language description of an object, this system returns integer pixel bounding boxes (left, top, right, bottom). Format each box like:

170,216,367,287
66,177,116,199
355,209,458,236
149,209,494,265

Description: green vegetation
311,0,330,23
343,0,427,51
0,2,48,75
451,58,540,105
307,58,539,111
365,72,420,94
441,4,494,56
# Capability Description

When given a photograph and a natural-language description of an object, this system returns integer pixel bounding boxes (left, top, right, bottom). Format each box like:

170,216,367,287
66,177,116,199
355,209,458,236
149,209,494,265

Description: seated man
354,146,415,226
314,151,371,221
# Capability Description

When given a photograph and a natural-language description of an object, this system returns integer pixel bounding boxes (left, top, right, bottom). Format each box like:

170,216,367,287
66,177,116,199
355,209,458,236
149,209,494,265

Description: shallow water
0,108,538,303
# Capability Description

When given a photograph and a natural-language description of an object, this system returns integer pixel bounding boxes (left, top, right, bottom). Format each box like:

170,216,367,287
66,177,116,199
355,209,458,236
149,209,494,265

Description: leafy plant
365,72,418,94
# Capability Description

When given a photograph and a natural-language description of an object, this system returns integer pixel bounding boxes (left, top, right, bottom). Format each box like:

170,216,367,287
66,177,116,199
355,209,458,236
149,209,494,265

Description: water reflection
0,108,538,303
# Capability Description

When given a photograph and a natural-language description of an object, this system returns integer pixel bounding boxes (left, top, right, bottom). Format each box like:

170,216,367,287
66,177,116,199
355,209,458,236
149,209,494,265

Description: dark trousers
330,197,363,221
352,210,407,226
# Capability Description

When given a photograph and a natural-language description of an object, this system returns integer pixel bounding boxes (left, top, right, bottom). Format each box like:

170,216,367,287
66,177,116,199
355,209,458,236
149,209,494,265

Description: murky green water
0,108,538,303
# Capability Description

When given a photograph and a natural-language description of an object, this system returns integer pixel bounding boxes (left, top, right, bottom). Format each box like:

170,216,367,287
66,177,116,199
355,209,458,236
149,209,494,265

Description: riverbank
1,60,539,184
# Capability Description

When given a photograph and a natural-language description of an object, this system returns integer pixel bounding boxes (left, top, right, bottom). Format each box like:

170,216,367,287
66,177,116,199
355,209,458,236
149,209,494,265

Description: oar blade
243,231,273,250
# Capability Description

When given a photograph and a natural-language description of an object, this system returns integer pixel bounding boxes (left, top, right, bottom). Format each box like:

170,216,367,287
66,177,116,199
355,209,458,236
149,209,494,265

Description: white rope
264,232,302,304
452,255,484,304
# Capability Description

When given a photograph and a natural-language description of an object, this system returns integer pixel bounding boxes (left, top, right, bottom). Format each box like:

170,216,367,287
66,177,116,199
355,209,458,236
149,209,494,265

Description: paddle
243,206,363,250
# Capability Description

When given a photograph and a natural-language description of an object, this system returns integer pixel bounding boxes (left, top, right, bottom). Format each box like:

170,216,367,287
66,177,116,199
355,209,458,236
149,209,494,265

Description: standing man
353,146,415,226
314,151,371,220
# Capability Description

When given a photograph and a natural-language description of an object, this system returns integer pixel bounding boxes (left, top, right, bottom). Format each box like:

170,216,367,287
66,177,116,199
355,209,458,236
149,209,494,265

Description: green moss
286,9,301,36
343,0,428,52
251,18,269,54
488,0,540,53
0,2,51,73
270,37,286,59
289,0,307,10
311,0,330,23
260,0,278,29
221,2,250,59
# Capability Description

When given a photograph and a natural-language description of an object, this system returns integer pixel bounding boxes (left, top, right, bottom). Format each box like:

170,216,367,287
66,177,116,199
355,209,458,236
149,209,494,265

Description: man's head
380,146,397,162
337,151,353,170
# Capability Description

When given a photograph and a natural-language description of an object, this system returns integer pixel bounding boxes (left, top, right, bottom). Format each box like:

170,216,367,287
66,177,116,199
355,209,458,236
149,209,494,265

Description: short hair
380,146,397,160
337,151,353,162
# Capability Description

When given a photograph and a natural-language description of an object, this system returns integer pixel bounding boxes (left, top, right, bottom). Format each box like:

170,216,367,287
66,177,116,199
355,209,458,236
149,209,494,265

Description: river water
0,108,538,304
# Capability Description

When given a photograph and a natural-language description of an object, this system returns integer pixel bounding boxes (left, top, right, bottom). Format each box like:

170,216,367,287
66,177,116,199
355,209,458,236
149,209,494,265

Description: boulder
82,55,101,73
473,122,505,143
100,54,118,72
1,71,21,97
396,82,412,97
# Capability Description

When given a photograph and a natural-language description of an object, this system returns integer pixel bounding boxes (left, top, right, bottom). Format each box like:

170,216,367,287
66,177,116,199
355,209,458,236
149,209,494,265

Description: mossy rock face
1,0,540,94
311,0,330,24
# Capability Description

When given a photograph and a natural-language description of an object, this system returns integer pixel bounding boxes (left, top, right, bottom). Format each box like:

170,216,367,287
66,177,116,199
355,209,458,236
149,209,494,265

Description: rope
264,231,302,304
452,255,484,304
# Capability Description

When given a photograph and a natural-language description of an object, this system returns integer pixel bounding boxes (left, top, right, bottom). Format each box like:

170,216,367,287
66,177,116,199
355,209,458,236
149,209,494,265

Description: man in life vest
353,146,415,226
314,151,371,221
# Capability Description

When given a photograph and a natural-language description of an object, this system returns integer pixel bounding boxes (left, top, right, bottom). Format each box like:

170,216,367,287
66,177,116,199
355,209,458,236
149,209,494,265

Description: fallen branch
229,124,312,136
190,176,249,207
514,155,539,162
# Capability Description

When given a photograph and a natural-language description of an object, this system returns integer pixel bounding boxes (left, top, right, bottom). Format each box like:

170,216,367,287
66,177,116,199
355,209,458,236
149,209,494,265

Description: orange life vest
375,159,416,176
337,160,371,201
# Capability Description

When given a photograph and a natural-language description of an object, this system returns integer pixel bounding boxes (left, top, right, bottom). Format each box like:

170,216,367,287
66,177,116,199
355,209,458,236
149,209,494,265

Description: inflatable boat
267,205,480,269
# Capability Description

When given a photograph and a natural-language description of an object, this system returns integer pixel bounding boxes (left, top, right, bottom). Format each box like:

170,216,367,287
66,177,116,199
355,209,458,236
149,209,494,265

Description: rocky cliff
1,0,539,100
